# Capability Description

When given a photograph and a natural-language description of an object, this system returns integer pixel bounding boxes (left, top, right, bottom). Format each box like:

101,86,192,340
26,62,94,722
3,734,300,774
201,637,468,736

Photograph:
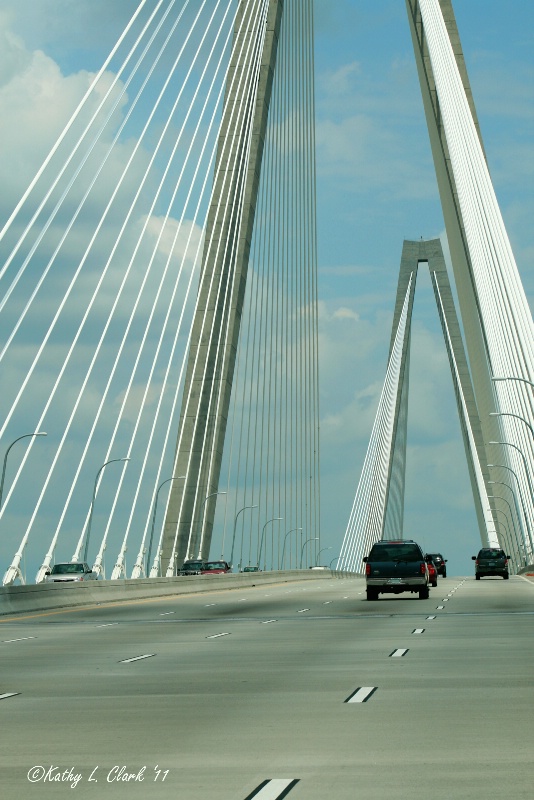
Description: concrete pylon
383,239,491,545
405,0,506,542
160,1,284,573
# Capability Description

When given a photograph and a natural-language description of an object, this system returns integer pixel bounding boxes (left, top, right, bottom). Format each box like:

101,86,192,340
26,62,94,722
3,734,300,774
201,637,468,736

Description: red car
426,557,438,587
201,560,232,574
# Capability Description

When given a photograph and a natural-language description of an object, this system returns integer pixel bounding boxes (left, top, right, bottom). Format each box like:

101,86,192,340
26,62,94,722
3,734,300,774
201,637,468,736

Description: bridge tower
161,1,284,573
383,239,493,547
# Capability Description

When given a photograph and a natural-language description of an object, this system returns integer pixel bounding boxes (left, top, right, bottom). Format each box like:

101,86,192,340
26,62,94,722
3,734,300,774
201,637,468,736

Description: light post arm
487,464,534,556
316,546,332,566
258,518,283,568
300,537,319,569
0,432,47,510
230,504,258,565
280,527,301,570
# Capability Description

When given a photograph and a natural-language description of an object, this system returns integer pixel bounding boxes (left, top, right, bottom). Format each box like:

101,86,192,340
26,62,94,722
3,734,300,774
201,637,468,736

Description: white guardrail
0,570,359,616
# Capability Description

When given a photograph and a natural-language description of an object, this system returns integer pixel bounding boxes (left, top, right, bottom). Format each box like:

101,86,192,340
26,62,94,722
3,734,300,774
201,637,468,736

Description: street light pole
492,376,534,389
487,495,524,565
300,537,319,569
488,481,528,557
488,441,534,504
258,517,283,569
280,527,302,570
487,464,534,556
83,458,129,563
315,546,332,566
229,504,258,566
489,412,534,440
196,491,227,559
487,507,513,559
0,432,47,510
146,476,186,576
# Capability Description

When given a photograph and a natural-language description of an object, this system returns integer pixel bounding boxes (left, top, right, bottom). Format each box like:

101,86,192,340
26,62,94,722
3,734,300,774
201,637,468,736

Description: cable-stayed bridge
0,0,532,587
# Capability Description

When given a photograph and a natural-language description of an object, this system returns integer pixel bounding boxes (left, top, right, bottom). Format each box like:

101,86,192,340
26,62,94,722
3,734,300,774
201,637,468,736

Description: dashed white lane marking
261,620,277,624
206,632,230,639
412,629,425,634
244,778,299,799
3,636,36,643
120,654,155,663
390,648,409,657
96,623,118,627
297,608,310,613
436,606,445,610
427,615,436,620
345,686,377,703
238,598,247,602
204,604,216,607
323,601,332,604
160,611,175,616
0,693,20,701
442,598,449,602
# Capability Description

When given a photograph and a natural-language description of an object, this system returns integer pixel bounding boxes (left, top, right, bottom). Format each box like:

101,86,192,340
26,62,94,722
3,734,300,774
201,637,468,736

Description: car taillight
365,564,371,576
475,560,479,566
420,563,427,575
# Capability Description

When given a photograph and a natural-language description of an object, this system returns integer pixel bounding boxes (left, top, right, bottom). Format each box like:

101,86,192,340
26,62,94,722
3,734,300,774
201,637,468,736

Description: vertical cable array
338,276,413,573
419,0,534,564
0,0,319,583
0,1,248,583
219,0,320,571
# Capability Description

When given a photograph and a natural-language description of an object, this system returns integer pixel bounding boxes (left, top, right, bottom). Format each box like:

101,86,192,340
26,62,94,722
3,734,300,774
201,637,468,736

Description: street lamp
280,527,302,569
488,480,529,557
258,517,283,569
487,507,513,558
146,476,186,575
492,376,534,388
230,504,258,565
316,546,332,566
0,432,47,510
195,491,227,558
487,495,523,564
300,537,319,569
489,412,534,440
83,458,129,563
487,464,534,555
329,556,340,570
488,441,534,503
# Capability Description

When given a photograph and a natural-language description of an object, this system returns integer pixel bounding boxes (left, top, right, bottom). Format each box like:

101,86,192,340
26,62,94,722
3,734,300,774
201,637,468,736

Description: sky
0,0,532,579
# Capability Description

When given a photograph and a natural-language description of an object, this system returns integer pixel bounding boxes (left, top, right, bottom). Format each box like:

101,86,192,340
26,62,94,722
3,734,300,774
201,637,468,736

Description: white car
45,562,98,582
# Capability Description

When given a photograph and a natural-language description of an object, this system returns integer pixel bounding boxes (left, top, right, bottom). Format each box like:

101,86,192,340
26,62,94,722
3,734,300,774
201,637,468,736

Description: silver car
45,562,97,582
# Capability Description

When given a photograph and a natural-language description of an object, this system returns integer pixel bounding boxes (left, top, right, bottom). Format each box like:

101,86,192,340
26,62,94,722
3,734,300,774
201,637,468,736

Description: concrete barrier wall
0,570,352,617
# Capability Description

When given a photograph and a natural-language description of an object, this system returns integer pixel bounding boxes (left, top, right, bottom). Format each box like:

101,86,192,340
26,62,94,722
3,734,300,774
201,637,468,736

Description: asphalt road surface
1,574,533,799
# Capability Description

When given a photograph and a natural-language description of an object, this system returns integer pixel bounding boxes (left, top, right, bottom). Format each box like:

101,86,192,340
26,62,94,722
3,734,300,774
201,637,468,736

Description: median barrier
0,569,345,616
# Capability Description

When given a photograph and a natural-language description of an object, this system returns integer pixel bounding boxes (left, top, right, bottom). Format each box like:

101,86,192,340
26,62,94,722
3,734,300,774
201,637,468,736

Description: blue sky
0,1,532,578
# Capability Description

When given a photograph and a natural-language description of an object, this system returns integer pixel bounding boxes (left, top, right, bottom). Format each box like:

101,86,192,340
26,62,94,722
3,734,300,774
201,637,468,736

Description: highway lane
1,574,533,799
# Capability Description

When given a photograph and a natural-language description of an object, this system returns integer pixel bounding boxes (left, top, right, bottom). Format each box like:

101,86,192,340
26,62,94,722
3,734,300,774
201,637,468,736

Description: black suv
363,540,430,600
472,548,510,580
178,559,206,576
427,553,447,577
